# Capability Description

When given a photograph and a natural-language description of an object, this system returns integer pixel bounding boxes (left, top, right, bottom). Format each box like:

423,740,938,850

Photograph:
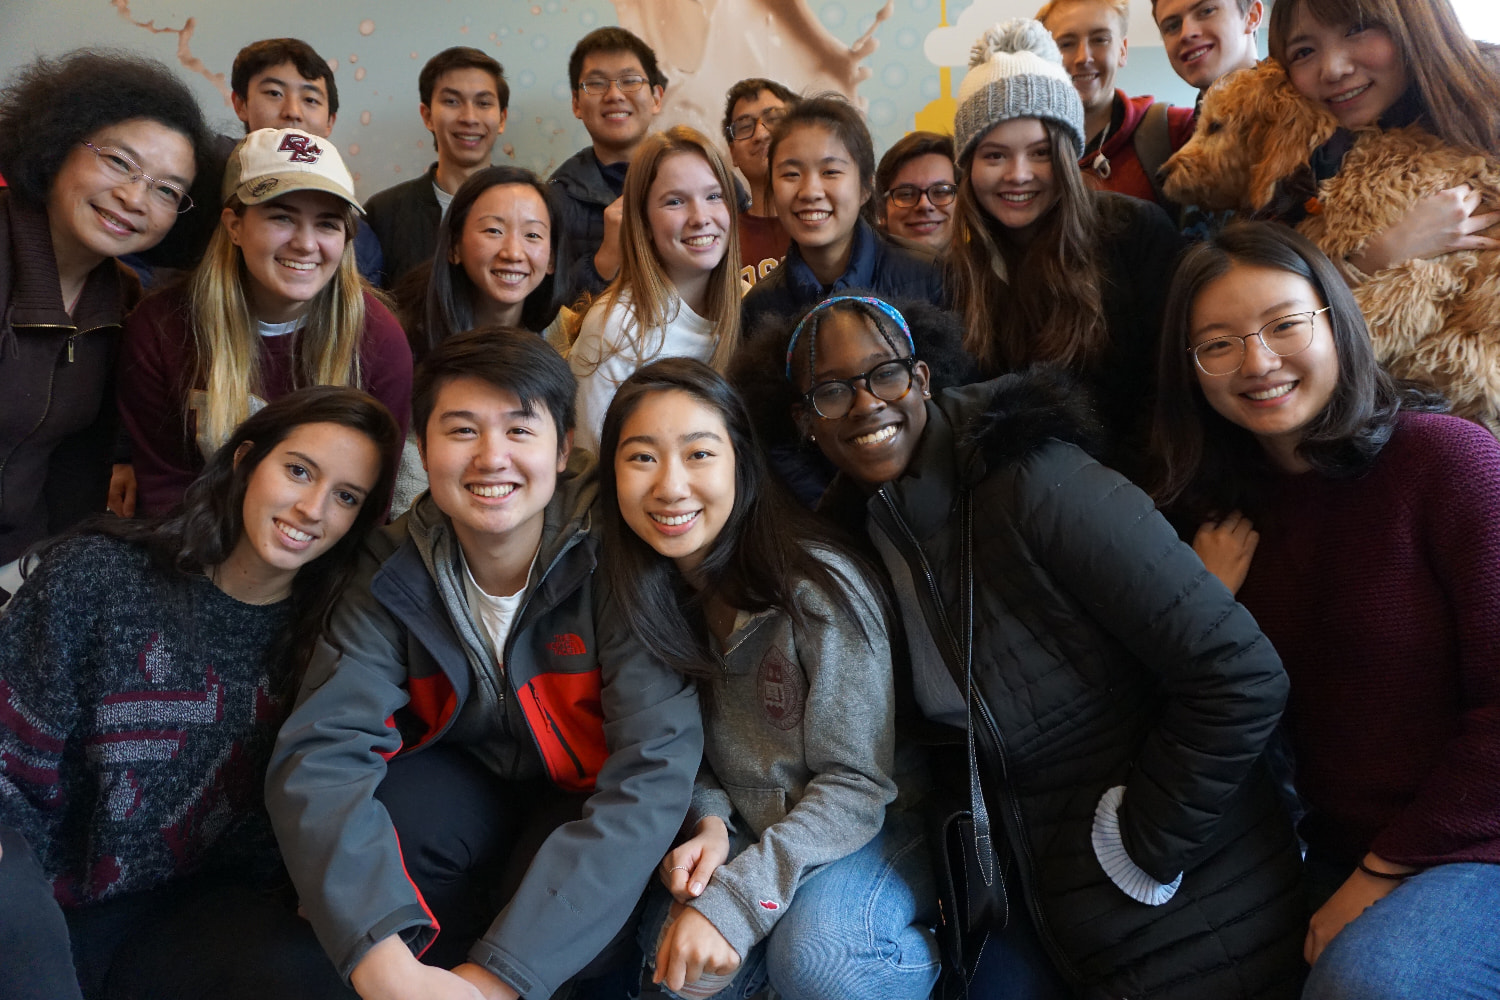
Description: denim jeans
1304,861,1500,1000
640,808,941,1000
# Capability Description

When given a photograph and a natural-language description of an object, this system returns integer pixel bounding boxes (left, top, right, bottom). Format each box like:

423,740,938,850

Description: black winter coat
828,371,1307,999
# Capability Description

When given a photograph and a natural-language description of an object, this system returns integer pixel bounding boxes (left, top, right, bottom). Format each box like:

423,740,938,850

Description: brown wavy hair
945,118,1107,375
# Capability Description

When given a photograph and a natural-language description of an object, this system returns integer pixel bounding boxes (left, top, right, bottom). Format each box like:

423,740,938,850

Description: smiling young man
366,47,508,288
723,78,796,289
1153,0,1263,98
1038,0,1195,208
550,27,667,303
267,327,702,1000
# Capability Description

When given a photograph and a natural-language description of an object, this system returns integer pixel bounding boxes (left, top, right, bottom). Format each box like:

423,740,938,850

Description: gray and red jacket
266,454,702,999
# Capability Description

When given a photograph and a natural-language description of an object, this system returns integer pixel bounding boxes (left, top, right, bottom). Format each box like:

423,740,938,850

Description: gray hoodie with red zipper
265,451,703,999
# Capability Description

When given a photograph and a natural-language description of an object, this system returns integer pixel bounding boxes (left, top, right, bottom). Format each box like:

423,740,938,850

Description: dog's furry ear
1246,60,1339,211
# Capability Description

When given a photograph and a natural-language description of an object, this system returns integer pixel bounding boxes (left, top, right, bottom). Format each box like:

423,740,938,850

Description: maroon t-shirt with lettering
738,212,790,291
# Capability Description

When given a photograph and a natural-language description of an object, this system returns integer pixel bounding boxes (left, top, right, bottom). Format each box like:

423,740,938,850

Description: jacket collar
780,217,881,300
4,192,127,333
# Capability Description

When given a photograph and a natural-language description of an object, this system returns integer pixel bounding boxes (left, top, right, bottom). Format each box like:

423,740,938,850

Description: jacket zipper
877,489,1085,986
0,321,94,512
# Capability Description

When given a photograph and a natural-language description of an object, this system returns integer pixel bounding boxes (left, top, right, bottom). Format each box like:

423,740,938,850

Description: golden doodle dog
1162,59,1500,435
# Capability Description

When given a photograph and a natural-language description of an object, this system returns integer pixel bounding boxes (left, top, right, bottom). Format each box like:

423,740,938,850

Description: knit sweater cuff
1091,785,1183,906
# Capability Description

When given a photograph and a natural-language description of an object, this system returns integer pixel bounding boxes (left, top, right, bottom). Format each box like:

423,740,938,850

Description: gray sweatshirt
685,549,897,959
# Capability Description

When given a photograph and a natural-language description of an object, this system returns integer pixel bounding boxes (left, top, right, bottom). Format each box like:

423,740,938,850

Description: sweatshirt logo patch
547,633,586,656
759,899,779,910
758,647,806,731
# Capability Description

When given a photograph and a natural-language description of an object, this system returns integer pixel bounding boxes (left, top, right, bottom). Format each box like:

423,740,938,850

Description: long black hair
597,357,883,682
401,166,568,362
34,386,401,699
1151,221,1443,521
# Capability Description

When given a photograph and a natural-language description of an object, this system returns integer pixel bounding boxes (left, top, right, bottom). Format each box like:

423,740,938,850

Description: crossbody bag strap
958,489,995,888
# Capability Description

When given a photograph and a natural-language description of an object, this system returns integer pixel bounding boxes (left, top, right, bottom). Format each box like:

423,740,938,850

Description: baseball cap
222,127,363,212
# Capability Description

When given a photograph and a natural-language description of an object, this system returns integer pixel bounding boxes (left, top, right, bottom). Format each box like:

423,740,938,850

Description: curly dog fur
1161,60,1500,435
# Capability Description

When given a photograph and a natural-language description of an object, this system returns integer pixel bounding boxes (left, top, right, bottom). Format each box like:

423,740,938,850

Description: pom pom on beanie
953,17,1086,162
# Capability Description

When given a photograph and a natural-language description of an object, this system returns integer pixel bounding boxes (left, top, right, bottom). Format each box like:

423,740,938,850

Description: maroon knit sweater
1237,412,1500,868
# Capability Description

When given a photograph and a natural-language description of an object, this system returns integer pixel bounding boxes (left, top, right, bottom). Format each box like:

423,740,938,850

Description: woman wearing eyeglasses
732,291,1307,998
118,128,412,517
875,132,958,253
1152,221,1500,999
0,51,208,583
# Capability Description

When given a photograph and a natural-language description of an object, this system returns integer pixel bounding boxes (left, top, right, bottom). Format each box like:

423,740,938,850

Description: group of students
2,1,1499,999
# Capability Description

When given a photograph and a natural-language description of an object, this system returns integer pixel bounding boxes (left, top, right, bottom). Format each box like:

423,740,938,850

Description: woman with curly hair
0,50,209,586
0,386,399,1000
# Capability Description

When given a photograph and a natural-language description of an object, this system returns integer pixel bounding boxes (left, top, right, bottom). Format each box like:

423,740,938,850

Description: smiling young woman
1151,221,1500,1000
569,125,743,455
597,357,940,1000
0,50,209,575
0,386,398,1000
946,19,1185,479
118,128,413,517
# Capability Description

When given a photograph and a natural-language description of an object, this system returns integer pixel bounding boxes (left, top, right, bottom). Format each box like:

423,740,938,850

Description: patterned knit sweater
0,534,292,906
1237,412,1500,868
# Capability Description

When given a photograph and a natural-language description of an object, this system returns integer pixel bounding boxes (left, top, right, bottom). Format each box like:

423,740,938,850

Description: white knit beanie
953,19,1086,163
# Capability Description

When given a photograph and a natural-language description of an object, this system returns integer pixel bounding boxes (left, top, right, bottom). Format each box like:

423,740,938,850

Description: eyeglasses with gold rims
82,142,194,214
884,182,957,209
803,357,917,420
725,107,787,142
578,75,650,97
1189,307,1331,376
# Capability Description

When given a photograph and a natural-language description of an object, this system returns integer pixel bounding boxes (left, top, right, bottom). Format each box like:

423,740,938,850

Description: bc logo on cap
278,134,323,164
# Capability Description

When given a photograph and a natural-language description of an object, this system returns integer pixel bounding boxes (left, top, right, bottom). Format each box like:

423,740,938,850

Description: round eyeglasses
1189,307,1331,376
884,182,957,209
804,357,916,419
726,107,787,142
83,142,194,214
578,75,650,97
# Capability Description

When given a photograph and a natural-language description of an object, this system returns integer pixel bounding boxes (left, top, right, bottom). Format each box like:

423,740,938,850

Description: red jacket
1080,91,1196,205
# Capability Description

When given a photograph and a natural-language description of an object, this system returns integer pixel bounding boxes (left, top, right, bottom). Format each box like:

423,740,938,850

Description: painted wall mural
4,0,1200,200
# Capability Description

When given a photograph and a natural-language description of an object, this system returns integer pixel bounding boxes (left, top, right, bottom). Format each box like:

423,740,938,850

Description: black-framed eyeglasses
804,357,917,419
83,142,194,214
1189,307,1331,376
578,75,650,97
885,182,957,209
725,107,787,142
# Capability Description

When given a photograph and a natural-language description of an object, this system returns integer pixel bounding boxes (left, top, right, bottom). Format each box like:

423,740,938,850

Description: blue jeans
1304,862,1500,1000
641,809,941,1000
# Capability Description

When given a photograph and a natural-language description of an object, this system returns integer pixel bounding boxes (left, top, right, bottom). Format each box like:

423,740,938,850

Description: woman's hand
1192,512,1259,596
350,935,487,1000
1350,184,1500,274
654,902,741,994
1304,853,1417,966
659,815,730,903
107,464,136,519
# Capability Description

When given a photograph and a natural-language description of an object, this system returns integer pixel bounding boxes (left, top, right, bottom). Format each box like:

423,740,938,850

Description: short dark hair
231,38,339,117
567,27,667,92
875,131,956,199
419,46,509,110
767,94,877,223
0,49,211,208
412,326,577,449
1151,221,1441,519
721,78,798,137
416,165,569,360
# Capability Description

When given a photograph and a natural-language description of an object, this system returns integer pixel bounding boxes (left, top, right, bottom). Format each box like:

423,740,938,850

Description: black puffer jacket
827,371,1307,999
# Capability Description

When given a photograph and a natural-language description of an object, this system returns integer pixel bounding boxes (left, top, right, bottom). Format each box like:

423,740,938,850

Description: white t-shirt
459,547,537,669
257,317,302,338
569,288,717,455
433,181,454,216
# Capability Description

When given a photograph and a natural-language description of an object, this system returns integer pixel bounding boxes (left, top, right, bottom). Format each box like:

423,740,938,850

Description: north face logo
277,133,323,163
547,633,586,655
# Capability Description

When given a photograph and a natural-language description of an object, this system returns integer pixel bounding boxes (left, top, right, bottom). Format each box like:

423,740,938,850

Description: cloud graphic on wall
924,0,1163,69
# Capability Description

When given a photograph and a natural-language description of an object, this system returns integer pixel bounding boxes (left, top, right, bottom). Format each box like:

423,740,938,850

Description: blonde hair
187,196,367,451
589,126,742,375
1037,0,1131,33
